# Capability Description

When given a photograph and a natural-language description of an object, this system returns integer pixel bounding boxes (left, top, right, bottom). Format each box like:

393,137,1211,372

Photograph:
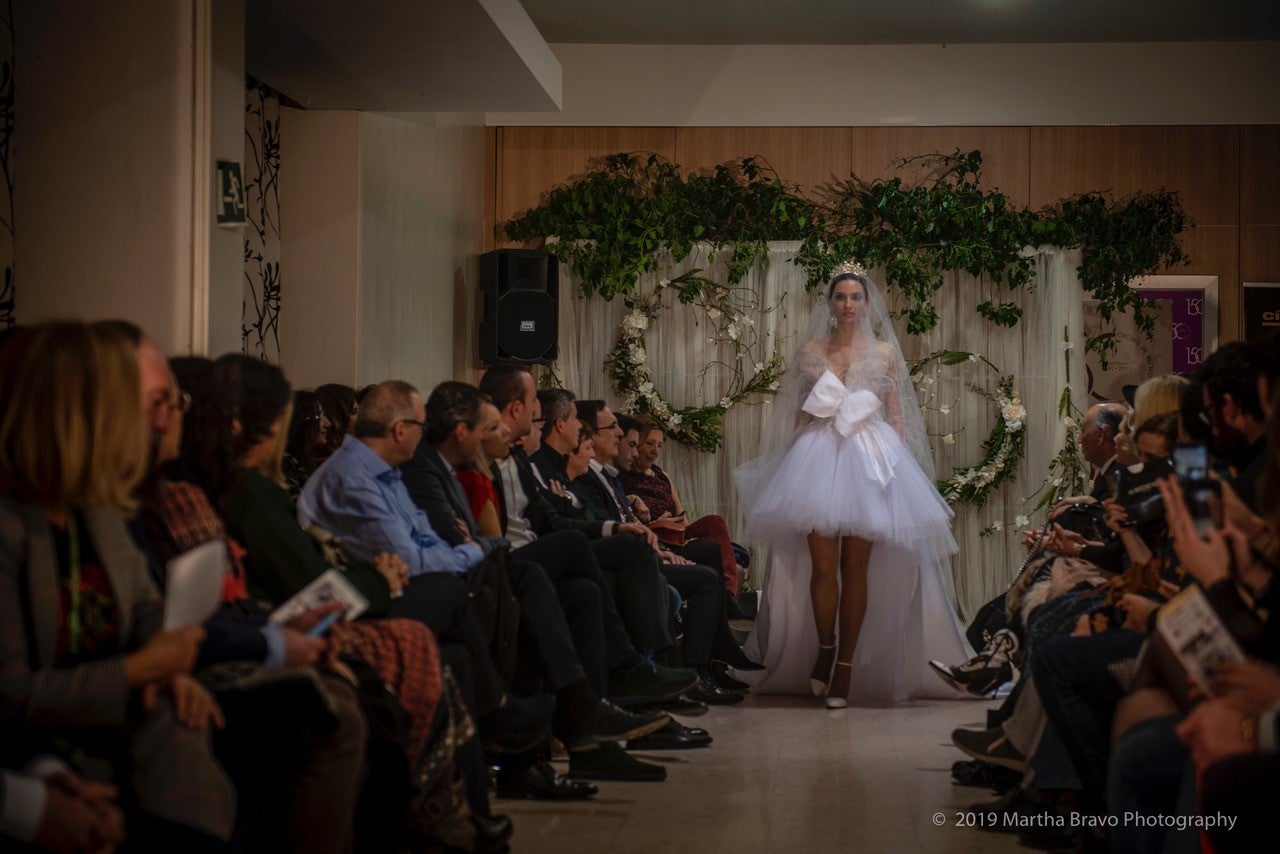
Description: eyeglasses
1197,410,1214,427
174,391,192,414
598,420,620,432
151,390,191,416
532,417,546,424
397,419,426,431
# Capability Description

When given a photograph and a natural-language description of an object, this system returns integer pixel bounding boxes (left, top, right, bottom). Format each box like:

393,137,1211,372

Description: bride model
737,263,970,706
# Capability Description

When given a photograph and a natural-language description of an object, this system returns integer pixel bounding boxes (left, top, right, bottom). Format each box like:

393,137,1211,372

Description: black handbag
463,546,520,686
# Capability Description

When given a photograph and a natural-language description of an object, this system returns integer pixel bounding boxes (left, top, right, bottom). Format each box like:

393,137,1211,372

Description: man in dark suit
402,382,699,781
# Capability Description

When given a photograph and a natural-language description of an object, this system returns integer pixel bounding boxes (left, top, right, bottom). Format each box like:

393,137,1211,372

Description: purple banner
1141,289,1206,375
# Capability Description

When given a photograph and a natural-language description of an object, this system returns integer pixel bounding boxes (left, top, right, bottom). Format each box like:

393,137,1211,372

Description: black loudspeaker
478,249,559,364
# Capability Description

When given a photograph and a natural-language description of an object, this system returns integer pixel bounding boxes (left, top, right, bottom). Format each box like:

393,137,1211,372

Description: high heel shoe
825,662,852,709
809,643,836,696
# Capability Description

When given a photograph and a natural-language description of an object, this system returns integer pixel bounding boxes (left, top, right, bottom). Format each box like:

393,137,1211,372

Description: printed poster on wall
1243,283,1280,343
1082,299,1174,405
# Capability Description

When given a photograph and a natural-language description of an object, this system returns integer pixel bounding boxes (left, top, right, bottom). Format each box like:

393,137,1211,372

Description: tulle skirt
736,418,972,702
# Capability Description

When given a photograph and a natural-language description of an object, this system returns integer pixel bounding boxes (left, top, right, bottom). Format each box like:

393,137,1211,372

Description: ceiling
243,1,1278,113
246,0,561,111
520,0,1280,45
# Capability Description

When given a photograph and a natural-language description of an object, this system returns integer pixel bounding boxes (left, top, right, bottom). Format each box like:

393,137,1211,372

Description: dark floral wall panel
243,80,280,360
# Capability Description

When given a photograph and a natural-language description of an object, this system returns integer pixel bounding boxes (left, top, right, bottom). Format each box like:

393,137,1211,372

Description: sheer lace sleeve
794,345,827,429
879,342,906,440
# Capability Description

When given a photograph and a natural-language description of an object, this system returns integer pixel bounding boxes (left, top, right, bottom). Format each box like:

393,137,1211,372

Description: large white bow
801,370,895,487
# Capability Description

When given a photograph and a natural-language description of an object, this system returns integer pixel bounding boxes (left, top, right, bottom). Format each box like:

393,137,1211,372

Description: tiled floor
500,694,1024,853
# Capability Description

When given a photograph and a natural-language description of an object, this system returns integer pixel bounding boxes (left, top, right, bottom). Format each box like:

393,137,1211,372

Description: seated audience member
478,373,686,676
616,418,743,596
1199,341,1268,508
401,381,707,778
283,389,329,498
0,323,233,851
300,380,671,768
0,747,125,853
118,346,369,853
315,383,358,465
454,404,510,539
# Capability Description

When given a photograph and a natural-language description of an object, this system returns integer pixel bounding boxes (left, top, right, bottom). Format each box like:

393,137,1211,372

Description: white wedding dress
737,340,972,702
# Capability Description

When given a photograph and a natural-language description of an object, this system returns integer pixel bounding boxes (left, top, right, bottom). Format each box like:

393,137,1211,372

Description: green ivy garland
503,150,1189,359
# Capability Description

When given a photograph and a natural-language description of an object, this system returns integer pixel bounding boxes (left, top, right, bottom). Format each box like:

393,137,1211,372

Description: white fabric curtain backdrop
554,244,1085,620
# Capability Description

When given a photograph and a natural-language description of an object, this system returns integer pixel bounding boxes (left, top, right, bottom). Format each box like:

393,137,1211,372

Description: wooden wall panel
1028,126,1240,225
671,127,852,191
1165,225,1241,342
850,127,1031,206
1241,126,1280,226
1242,226,1280,284
493,126,677,245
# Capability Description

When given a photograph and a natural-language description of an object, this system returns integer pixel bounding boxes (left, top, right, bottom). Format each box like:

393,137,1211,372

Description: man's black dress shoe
688,669,745,705
568,742,667,781
658,694,709,716
709,661,751,690
626,719,712,750
495,761,598,800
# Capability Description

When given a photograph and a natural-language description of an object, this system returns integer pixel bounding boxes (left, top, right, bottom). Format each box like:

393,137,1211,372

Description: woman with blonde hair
0,322,234,850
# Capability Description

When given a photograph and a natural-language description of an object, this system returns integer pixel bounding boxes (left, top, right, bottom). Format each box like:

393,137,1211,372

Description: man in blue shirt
302,380,670,754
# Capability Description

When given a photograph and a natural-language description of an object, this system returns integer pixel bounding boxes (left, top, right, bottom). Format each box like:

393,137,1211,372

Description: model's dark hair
1178,377,1214,448
1133,412,1179,456
424,381,490,446
827,272,869,299
479,364,531,411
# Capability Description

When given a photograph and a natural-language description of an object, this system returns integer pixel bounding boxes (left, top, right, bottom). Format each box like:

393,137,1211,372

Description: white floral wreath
605,270,786,453
911,350,1027,514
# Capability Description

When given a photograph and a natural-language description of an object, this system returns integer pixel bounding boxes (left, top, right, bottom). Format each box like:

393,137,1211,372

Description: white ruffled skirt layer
736,418,973,703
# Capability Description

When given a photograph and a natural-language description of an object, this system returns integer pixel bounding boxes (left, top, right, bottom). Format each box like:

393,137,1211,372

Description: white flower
1002,404,1026,422
743,317,755,327
924,376,935,386
628,346,645,366
719,396,732,409
1014,515,1030,528
942,433,955,445
638,381,654,395
1052,477,1063,487
623,310,648,332
939,404,952,415
707,307,721,320
968,354,978,363
1061,341,1074,351
991,520,1004,532
767,381,781,391
726,324,740,341
1005,419,1023,433
1062,416,1078,430
911,372,924,385
754,361,765,372
669,413,682,427
658,278,670,288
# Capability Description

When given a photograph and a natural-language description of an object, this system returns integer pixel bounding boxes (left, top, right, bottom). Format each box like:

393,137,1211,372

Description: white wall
15,0,196,350
487,41,1280,127
279,109,485,392
209,0,248,356
15,0,245,355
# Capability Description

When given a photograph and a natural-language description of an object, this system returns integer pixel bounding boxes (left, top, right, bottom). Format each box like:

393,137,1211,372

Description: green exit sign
216,160,246,225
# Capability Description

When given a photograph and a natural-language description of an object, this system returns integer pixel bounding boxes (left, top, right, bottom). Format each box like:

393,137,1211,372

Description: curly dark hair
165,356,238,508
1198,341,1264,422
214,355,292,465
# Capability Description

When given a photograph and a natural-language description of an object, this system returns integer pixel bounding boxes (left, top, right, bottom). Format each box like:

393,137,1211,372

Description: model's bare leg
827,536,872,701
807,532,840,694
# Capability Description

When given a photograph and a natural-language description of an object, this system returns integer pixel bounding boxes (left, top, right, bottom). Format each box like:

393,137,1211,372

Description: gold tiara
832,259,867,277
